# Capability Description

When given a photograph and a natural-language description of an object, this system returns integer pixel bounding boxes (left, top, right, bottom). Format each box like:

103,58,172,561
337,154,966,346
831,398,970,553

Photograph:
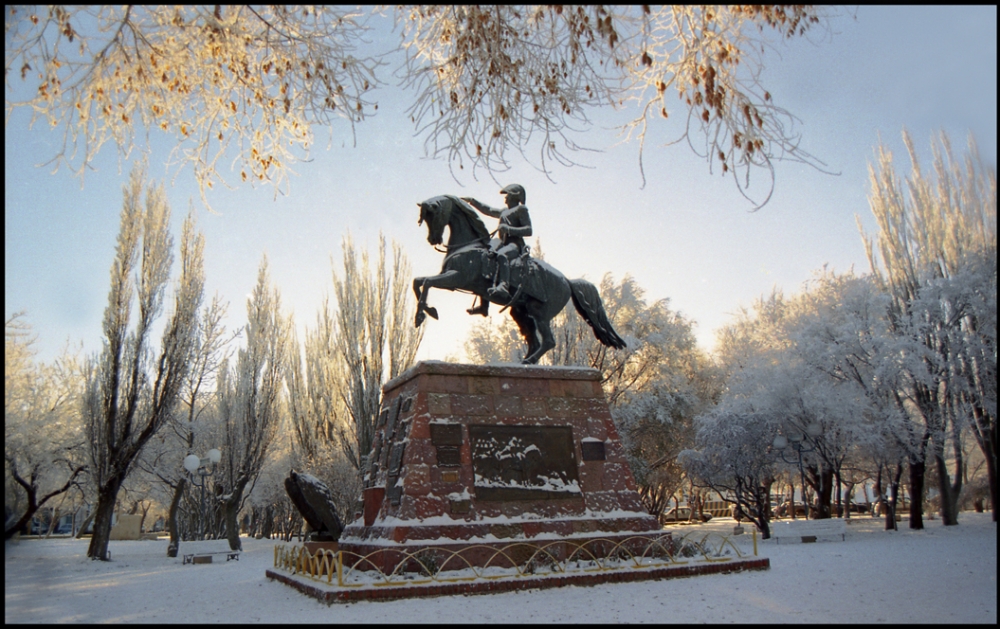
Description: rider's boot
487,257,513,302
467,297,489,316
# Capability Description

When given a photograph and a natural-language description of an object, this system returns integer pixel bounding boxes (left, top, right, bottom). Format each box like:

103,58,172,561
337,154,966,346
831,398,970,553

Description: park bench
182,550,241,564
771,518,846,544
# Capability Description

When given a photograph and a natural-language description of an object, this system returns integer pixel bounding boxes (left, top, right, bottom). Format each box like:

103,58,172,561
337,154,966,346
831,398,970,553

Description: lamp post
183,448,221,540
773,422,822,519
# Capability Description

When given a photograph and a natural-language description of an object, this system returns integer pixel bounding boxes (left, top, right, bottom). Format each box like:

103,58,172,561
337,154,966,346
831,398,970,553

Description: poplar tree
83,163,205,560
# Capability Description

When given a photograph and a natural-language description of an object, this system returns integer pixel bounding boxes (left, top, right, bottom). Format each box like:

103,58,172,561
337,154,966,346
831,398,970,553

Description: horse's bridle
435,234,490,255
418,199,495,254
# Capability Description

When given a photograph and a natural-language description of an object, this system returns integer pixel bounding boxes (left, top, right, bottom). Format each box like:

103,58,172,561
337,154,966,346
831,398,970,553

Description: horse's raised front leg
413,276,437,327
412,270,463,327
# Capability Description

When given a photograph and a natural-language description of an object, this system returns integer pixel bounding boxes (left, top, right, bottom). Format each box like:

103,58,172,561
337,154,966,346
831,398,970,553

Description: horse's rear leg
521,317,556,365
509,308,538,362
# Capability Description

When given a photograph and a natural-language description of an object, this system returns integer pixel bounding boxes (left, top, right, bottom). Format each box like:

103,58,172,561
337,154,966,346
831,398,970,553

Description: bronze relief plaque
435,446,462,467
469,424,580,501
430,423,463,445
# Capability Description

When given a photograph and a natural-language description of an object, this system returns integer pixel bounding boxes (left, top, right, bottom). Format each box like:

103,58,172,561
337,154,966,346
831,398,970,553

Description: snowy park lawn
5,513,996,624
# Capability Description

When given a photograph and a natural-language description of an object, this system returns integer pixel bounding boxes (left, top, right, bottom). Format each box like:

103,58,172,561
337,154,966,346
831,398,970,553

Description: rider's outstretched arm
461,197,502,219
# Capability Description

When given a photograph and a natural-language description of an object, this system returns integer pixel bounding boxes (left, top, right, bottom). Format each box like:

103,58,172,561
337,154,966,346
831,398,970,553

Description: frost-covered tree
242,419,299,541
464,316,525,365
83,163,204,560
216,256,292,552
547,275,702,406
861,130,996,526
588,276,716,520
134,294,234,554
5,313,88,540
288,234,422,476
6,5,837,206
680,411,778,538
713,285,876,520
783,270,911,528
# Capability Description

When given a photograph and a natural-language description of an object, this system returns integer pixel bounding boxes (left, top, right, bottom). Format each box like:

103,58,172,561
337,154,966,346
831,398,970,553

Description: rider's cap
500,184,526,204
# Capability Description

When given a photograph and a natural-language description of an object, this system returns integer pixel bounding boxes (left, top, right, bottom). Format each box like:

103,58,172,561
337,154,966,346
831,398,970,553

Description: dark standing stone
284,470,344,542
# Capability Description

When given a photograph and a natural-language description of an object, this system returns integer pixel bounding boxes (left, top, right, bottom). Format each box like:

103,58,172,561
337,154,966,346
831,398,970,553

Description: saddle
483,252,547,303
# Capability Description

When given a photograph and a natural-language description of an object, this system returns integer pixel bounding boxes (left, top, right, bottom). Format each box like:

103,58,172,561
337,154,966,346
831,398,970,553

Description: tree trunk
886,463,902,531
873,465,883,514
934,445,962,526
834,471,843,519
75,509,95,539
224,497,241,551
969,400,997,522
805,465,834,519
166,478,186,558
816,467,834,518
139,501,151,533
46,495,67,538
758,518,771,540
262,505,273,540
789,479,797,520
985,438,998,523
223,478,250,551
941,416,964,525
87,478,124,560
908,458,925,530
842,481,855,520
4,492,37,541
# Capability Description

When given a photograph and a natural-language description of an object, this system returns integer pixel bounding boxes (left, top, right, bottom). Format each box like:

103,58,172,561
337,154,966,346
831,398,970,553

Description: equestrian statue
413,185,626,365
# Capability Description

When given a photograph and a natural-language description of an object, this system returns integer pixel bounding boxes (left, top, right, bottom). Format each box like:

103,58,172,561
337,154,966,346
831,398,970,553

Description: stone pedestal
303,541,339,555
337,361,662,573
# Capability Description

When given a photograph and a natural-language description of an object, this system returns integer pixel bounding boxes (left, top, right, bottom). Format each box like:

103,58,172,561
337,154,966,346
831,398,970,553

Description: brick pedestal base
338,362,661,573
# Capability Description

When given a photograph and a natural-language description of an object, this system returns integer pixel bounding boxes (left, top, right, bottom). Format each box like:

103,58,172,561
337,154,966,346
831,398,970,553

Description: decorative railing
273,530,757,588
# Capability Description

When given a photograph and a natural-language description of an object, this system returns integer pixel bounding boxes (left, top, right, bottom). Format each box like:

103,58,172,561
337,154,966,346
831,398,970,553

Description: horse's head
417,196,450,246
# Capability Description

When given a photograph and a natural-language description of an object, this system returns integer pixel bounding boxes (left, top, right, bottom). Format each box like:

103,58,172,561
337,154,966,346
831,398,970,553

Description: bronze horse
413,195,626,364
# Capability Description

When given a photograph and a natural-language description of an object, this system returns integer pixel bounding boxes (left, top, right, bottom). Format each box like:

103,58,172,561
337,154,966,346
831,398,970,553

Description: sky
5,6,998,366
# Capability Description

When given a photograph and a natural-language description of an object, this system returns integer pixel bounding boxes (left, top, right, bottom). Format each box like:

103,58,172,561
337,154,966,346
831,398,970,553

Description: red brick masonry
338,362,662,573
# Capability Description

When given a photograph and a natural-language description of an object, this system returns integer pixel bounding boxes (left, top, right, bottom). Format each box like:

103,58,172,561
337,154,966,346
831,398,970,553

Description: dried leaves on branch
403,5,834,204
5,5,380,205
6,5,835,207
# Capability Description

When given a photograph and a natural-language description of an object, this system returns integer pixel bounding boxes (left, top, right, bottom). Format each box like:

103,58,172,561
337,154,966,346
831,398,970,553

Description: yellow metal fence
273,530,756,589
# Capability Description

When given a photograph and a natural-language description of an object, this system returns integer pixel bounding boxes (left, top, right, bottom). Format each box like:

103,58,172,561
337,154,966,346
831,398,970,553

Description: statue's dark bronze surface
413,191,626,364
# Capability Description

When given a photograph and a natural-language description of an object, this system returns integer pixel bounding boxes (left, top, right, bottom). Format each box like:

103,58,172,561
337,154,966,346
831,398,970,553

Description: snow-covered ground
5,513,995,623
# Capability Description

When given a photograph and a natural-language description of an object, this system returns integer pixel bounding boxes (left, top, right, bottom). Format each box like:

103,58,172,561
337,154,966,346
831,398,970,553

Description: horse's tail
569,279,627,350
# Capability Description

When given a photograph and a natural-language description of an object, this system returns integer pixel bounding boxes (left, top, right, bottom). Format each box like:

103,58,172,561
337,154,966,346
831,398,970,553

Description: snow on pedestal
337,361,662,573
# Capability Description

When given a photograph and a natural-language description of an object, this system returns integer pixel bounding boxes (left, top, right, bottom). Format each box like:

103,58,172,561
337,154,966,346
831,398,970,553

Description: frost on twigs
398,5,837,204
618,5,837,207
7,5,838,207
397,5,630,181
5,5,381,208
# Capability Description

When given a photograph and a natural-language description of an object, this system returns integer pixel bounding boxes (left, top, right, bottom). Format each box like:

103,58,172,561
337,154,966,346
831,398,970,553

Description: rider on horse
462,184,533,315
414,191,626,364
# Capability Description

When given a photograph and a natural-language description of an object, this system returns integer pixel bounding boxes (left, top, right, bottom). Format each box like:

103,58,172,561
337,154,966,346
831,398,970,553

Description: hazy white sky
5,6,997,365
